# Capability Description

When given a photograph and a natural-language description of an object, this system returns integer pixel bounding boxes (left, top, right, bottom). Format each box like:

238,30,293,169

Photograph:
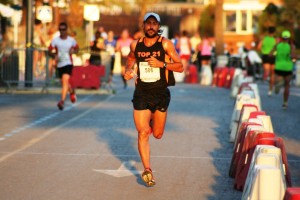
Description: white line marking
93,161,142,178
0,94,115,163
0,95,93,141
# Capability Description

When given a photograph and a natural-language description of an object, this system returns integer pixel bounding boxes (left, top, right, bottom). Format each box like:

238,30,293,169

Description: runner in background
48,22,79,110
258,26,277,96
270,30,297,109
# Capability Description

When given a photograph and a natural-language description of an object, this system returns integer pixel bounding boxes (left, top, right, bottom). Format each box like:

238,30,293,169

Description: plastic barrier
185,64,199,84
230,69,254,98
284,188,300,200
230,104,259,143
224,67,236,88
229,92,258,132
248,83,262,110
262,137,292,187
234,132,275,191
294,60,300,86
200,65,212,86
242,145,286,200
229,122,263,178
70,65,105,89
243,166,285,200
212,67,223,87
256,115,273,133
216,55,228,67
217,67,229,87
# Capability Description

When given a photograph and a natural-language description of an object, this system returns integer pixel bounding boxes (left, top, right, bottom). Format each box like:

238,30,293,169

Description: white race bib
139,62,161,82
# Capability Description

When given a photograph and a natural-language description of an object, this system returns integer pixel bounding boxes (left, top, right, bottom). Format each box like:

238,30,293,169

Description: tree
258,0,300,42
258,3,279,34
214,0,224,56
199,4,214,37
200,1,224,56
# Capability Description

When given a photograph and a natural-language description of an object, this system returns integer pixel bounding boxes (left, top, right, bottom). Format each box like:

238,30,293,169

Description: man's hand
124,69,136,81
69,47,78,54
145,56,164,68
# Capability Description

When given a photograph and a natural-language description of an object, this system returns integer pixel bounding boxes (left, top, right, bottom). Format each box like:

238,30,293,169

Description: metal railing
0,47,53,93
0,47,113,93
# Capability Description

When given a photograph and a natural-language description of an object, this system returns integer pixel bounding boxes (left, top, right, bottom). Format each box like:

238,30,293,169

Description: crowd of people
45,21,297,111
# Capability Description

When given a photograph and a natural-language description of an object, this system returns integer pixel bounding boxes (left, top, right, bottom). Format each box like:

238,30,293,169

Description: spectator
89,31,105,66
104,30,117,84
177,30,192,77
116,29,133,89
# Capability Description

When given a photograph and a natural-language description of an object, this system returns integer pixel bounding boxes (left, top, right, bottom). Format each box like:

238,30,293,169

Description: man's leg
152,110,168,139
263,63,270,81
61,73,71,101
133,109,152,169
269,64,275,92
283,75,292,107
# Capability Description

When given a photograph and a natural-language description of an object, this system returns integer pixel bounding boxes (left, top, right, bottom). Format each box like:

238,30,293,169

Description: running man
258,26,277,95
270,30,296,109
48,22,79,110
124,12,183,186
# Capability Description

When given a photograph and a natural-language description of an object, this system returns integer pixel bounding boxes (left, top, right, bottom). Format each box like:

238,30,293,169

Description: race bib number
139,62,161,82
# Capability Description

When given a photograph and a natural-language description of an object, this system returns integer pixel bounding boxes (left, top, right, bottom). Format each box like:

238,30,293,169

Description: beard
145,29,158,38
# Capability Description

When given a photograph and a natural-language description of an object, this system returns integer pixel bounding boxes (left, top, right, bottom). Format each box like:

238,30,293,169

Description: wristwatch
163,62,167,69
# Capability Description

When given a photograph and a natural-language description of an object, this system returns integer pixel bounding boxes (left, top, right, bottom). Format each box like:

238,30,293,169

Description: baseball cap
143,12,160,23
281,30,291,39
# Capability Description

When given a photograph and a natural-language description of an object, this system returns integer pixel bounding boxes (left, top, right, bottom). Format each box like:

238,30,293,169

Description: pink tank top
201,39,212,56
118,38,132,57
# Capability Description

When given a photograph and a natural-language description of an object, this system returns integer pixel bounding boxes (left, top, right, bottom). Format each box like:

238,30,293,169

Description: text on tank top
134,36,167,90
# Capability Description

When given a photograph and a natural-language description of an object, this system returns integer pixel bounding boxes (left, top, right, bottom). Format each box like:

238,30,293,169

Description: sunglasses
59,28,67,31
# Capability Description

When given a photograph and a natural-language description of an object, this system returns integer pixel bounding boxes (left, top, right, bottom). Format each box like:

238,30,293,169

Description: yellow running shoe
142,168,156,187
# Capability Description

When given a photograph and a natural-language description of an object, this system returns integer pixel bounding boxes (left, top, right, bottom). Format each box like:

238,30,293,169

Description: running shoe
141,168,155,187
282,102,288,110
70,92,77,103
268,90,272,96
57,100,64,110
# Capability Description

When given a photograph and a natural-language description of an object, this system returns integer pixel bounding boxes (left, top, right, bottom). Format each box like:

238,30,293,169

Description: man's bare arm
124,40,137,80
162,39,184,73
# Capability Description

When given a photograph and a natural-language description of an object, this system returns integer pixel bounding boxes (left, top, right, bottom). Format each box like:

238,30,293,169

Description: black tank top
134,36,167,90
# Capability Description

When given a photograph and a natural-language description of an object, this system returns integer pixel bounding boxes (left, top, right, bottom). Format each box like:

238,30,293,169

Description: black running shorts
262,54,275,65
57,65,73,78
132,88,171,113
274,70,293,77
